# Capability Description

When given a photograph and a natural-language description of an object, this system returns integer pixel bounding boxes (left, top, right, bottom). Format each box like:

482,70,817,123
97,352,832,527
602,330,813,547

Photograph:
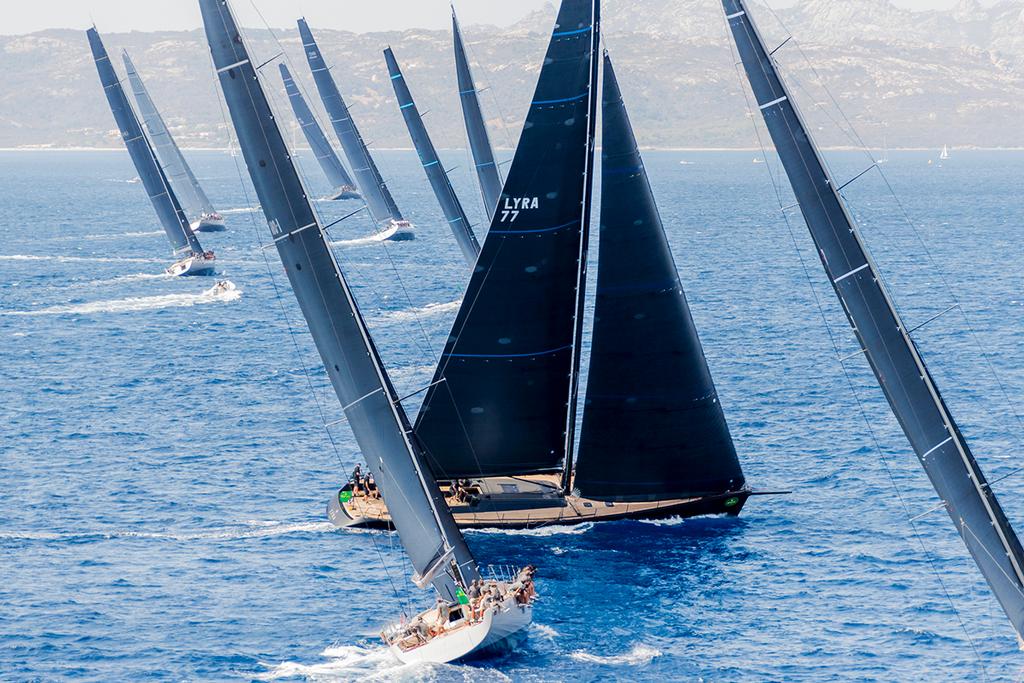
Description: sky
0,0,980,35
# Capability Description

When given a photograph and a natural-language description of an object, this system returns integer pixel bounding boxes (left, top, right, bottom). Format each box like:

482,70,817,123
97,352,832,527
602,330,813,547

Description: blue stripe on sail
446,343,573,359
552,25,592,37
400,102,415,110
390,73,402,80
490,218,579,235
423,160,440,168
533,92,588,106
475,162,495,168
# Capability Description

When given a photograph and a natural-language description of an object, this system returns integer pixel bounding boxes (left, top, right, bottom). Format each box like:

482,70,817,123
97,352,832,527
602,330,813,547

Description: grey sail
200,0,477,601
574,53,747,502
122,51,219,226
385,47,479,265
452,10,503,221
298,18,404,227
87,29,203,256
279,63,359,200
725,0,1024,638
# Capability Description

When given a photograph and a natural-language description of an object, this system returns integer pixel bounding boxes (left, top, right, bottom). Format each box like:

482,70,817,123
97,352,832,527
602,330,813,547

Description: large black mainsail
385,47,479,265
279,63,359,200
200,0,477,601
452,10,503,221
725,0,1024,638
413,0,601,480
88,29,204,256
573,54,747,502
297,18,405,229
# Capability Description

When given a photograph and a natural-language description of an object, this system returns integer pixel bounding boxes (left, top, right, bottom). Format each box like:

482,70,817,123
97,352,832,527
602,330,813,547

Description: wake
0,519,334,543
373,300,461,325
0,254,158,264
466,522,595,537
3,281,241,316
570,644,662,666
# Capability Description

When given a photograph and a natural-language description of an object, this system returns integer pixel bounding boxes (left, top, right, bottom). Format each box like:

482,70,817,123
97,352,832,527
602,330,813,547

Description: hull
166,252,216,277
329,474,751,530
192,213,226,233
381,219,415,242
328,185,361,201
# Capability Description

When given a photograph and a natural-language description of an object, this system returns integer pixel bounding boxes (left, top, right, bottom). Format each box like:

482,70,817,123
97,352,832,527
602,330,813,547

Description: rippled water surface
2,148,1023,681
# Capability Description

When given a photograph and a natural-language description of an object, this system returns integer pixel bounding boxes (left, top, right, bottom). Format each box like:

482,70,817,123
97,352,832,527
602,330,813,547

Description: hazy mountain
1,0,1022,150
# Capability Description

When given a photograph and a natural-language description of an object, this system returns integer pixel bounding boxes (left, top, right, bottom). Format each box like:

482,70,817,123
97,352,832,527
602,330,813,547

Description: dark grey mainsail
452,10,503,221
574,54,747,502
413,0,601,480
298,18,404,228
200,0,477,601
279,63,359,201
725,0,1024,638
385,47,479,265
87,29,204,256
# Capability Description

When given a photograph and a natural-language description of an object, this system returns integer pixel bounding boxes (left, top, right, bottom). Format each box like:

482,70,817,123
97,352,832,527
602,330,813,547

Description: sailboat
724,0,1024,643
452,8,504,221
298,19,414,241
385,47,480,265
122,51,226,232
199,0,534,664
940,144,951,160
330,0,752,531
279,63,360,201
88,29,215,277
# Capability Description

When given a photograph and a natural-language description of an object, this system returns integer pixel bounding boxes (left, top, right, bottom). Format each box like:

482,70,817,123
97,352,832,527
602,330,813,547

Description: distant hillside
1,0,1022,150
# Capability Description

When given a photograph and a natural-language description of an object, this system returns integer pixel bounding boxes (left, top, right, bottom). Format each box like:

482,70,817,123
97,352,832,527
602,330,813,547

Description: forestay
200,0,478,601
414,0,601,480
725,0,1024,638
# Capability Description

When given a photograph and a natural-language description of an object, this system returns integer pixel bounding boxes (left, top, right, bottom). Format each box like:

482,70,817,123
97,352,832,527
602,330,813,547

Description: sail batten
725,0,1024,638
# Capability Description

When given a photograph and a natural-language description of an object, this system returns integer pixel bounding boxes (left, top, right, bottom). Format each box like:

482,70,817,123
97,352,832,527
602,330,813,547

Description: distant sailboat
298,18,414,241
279,63,360,201
385,47,480,265
200,0,534,663
940,144,950,160
726,0,1024,643
87,29,215,276
122,51,226,232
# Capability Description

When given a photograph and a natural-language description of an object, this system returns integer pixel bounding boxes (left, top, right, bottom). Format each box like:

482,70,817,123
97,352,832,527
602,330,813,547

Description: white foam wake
67,272,173,288
0,254,158,264
330,231,394,247
253,644,397,681
4,281,240,316
570,644,662,666
0,519,334,543
77,230,164,240
466,522,594,537
373,300,461,325
220,206,260,214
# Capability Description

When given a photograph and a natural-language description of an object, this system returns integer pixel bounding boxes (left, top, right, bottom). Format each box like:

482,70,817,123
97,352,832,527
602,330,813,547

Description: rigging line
722,12,989,676
458,8,517,159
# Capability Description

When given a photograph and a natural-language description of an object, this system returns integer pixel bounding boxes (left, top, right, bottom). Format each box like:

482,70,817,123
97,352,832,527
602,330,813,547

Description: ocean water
2,148,1023,682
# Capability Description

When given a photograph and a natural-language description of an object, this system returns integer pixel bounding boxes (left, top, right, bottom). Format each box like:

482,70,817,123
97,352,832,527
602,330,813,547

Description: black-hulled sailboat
279,63,360,201
298,18,414,241
88,29,215,276
724,0,1024,642
385,47,480,265
122,51,225,232
199,0,534,663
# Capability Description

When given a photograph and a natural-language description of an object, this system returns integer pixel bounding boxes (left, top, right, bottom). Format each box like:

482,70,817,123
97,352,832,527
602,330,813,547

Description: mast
297,18,404,228
413,0,601,481
573,53,746,502
122,50,219,227
452,8,503,221
384,47,479,265
199,0,478,600
725,0,1024,637
279,63,358,197
87,29,203,256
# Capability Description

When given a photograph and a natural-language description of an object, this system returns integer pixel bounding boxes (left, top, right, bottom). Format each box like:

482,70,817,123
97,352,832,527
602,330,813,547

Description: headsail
87,29,203,256
452,9,503,221
413,0,601,480
297,18,404,228
725,0,1024,638
573,54,746,502
385,47,479,265
200,0,477,601
122,50,220,229
279,63,358,199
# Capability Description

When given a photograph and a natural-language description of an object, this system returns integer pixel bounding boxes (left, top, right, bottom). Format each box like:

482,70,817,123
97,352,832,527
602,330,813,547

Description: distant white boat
679,160,695,165
940,144,950,160
753,157,764,164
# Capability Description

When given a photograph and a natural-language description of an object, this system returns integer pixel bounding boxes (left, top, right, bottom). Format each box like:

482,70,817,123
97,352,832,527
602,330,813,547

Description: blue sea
2,147,1023,681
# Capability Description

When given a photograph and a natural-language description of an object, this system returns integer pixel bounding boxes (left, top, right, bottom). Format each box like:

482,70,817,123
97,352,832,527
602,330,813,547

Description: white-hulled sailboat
198,0,534,663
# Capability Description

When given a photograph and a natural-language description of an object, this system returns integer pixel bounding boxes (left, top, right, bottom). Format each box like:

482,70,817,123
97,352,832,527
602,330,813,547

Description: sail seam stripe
533,92,588,106
833,262,870,284
552,25,593,37
216,58,249,74
759,95,788,110
445,344,573,359
422,160,440,168
490,219,579,235
273,221,319,243
727,10,746,19
922,436,954,459
400,102,415,110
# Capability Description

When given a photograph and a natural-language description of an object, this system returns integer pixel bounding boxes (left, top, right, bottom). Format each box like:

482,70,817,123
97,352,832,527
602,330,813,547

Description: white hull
381,219,415,242
327,185,361,201
388,598,532,664
191,213,227,233
167,252,216,277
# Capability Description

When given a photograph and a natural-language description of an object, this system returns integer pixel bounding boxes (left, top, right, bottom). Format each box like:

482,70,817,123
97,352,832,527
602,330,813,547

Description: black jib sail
725,0,1024,639
279,63,358,199
87,28,203,256
297,18,404,228
413,0,601,480
573,54,747,502
384,47,479,265
452,9,503,220
200,0,477,601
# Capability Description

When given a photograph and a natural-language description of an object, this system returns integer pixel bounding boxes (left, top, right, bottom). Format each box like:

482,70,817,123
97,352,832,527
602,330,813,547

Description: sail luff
725,0,1024,637
200,0,477,600
385,47,479,265
279,63,357,194
87,29,203,255
452,10,503,221
297,19,403,226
